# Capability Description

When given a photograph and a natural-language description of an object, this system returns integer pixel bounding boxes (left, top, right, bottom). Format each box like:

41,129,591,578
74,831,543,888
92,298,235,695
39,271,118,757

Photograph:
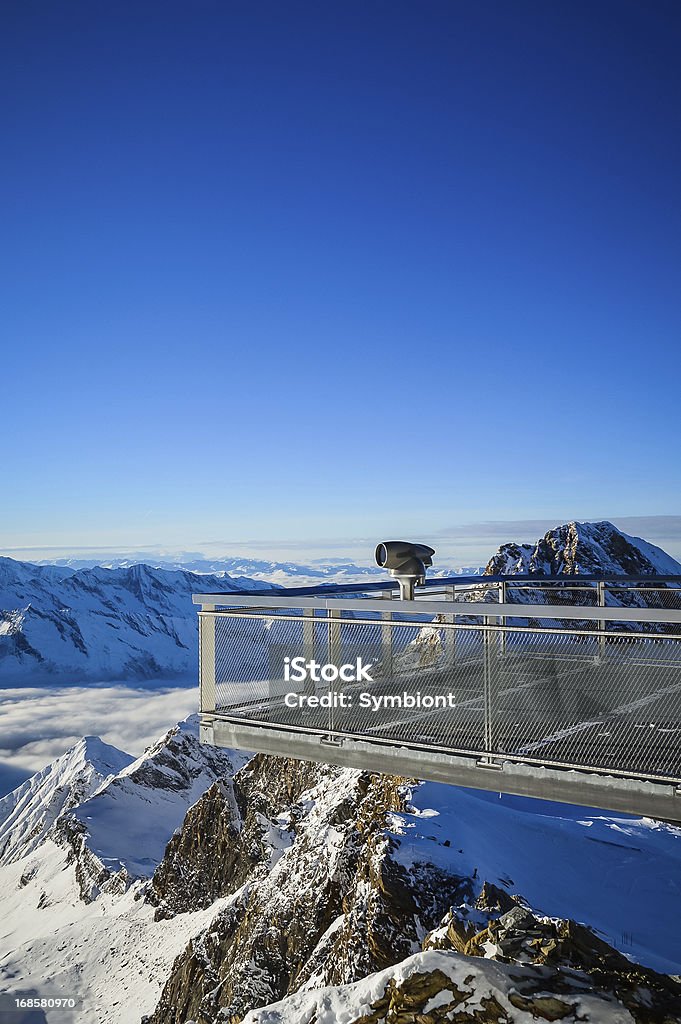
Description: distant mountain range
29,555,485,586
0,559,270,683
0,521,678,684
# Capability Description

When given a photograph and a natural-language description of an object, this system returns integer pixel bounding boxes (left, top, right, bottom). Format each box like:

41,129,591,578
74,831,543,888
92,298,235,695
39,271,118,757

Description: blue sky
2,1,681,566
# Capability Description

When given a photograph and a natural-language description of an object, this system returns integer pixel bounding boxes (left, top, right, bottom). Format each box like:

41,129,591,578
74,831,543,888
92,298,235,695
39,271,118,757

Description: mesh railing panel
201,606,681,782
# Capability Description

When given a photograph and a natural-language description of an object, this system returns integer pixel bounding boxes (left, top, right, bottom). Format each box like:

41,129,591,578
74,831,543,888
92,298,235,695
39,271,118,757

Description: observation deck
194,575,681,820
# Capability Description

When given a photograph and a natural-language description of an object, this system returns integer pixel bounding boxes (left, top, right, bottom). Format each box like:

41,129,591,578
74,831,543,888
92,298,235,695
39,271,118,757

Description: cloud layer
3,515,680,566
0,684,198,797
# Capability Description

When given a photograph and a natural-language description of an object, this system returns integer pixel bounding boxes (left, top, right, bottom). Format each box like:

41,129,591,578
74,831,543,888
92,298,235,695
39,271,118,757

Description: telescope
375,541,436,600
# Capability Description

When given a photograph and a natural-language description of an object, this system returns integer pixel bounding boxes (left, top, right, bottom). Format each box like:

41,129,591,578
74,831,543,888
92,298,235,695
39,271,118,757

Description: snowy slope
69,716,250,882
390,783,681,975
0,736,133,865
619,529,681,575
0,557,271,683
1,715,247,892
0,837,245,1024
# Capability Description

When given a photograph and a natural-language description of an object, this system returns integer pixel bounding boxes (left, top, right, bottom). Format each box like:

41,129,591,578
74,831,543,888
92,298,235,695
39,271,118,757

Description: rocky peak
143,760,681,1024
484,520,681,578
0,735,133,865
422,900,681,1023
57,715,248,896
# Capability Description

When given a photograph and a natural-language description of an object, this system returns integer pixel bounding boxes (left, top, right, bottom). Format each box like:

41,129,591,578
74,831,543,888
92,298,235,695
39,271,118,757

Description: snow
0,836,246,1024
619,531,681,576
2,714,248,881
1,523,680,1022
390,783,681,974
241,949,636,1023
70,715,249,880
0,556,272,684
28,555,481,586
0,715,253,1022
0,736,134,864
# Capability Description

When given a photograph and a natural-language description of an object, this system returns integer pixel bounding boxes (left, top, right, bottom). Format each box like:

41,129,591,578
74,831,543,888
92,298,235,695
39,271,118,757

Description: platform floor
213,653,681,781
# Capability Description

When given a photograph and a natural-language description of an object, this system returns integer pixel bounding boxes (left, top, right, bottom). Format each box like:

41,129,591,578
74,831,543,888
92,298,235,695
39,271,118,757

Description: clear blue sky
2,1,681,565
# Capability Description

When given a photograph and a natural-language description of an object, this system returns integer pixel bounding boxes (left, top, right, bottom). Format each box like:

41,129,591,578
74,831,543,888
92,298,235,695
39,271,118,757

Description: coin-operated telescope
375,541,436,600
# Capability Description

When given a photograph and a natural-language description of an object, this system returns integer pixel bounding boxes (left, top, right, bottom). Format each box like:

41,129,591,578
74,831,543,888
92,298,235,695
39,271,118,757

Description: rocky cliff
144,755,681,1024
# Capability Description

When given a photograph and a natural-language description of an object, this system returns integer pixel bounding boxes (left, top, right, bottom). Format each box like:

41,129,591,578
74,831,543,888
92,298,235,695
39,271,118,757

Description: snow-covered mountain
0,717,247,891
0,717,247,1021
0,715,680,1023
0,736,134,865
30,555,483,587
34,555,391,586
0,557,271,683
62,717,250,892
484,520,681,577
472,520,681,627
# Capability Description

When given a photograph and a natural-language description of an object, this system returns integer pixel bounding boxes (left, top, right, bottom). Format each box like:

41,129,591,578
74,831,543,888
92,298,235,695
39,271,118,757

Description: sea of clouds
0,684,199,797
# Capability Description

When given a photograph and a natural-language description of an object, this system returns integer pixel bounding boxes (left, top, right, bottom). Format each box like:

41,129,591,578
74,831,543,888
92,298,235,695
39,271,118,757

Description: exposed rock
144,758,470,1024
148,753,333,920
240,948,635,1023
149,781,250,918
425,901,681,1024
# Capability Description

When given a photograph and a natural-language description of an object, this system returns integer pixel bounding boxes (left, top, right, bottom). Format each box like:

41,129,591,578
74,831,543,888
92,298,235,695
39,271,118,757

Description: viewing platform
194,575,681,820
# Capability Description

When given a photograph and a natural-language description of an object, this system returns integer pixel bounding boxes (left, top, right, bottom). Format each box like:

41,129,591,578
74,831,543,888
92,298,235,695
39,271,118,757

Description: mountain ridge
0,559,274,683
483,520,681,577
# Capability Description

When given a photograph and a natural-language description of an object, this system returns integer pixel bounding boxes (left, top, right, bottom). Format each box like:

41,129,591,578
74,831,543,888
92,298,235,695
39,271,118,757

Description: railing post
327,608,341,737
499,581,507,656
380,590,393,680
199,604,217,714
598,581,606,662
483,615,495,755
303,608,315,662
445,585,456,664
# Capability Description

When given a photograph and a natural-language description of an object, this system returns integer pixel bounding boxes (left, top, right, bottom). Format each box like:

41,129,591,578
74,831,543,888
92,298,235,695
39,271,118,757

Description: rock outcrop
144,755,681,1024
484,520,681,578
145,756,470,1023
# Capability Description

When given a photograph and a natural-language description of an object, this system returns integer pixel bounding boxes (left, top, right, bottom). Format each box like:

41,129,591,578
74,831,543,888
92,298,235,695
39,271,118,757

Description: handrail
194,594,681,624
193,573,681,602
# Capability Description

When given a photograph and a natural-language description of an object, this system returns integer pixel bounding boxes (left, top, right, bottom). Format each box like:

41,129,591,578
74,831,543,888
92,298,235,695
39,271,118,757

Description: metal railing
194,576,681,788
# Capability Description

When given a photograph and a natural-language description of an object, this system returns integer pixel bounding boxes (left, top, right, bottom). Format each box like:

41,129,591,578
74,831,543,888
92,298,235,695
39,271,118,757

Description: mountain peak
68,714,249,885
71,735,135,776
485,519,681,577
0,734,134,866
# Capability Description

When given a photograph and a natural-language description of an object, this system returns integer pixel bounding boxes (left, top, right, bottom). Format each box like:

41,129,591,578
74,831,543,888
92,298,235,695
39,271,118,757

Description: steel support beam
200,715,681,822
